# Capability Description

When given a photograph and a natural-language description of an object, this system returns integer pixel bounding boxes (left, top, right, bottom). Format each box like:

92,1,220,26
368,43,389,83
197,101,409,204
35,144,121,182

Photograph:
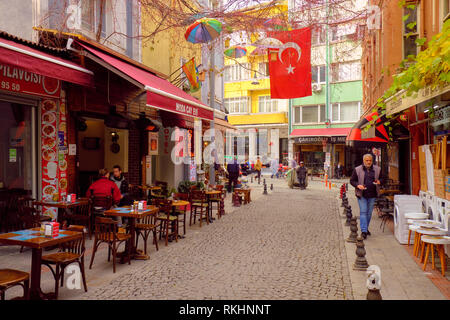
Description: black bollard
346,217,358,243
354,236,369,271
251,176,253,183
270,183,273,191
263,183,268,195
345,206,353,226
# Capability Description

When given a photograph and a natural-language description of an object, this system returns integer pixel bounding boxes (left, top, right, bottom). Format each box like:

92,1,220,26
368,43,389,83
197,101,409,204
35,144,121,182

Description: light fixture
111,131,119,142
251,71,260,85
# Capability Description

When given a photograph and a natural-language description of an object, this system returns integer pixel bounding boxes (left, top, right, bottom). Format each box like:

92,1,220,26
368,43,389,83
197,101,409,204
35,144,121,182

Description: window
403,5,419,58
224,63,251,82
311,65,326,84
443,0,450,21
81,0,95,32
224,97,250,114
258,63,269,77
126,0,133,57
331,101,361,122
293,105,326,124
258,96,278,113
331,61,361,82
311,25,326,45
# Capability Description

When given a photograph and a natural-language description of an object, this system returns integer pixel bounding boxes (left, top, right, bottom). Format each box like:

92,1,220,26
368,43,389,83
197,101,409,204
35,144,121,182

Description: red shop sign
0,63,61,98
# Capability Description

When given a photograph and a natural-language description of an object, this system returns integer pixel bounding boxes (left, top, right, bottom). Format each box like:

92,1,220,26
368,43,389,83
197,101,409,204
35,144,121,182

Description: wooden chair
173,193,189,235
62,200,93,239
135,210,160,256
41,225,88,299
155,199,178,246
155,180,168,196
0,269,29,300
90,195,113,230
190,190,209,227
89,217,131,273
208,187,225,219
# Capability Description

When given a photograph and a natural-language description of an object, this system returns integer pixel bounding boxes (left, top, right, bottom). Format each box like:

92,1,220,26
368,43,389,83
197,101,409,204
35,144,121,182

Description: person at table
296,161,307,189
350,154,383,239
110,165,131,206
226,157,240,193
86,168,122,206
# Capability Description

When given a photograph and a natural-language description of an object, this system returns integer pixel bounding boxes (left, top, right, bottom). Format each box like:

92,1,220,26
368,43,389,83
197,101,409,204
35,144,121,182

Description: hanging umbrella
346,110,390,147
252,37,283,48
185,18,222,44
263,18,288,30
224,46,247,59
250,47,267,56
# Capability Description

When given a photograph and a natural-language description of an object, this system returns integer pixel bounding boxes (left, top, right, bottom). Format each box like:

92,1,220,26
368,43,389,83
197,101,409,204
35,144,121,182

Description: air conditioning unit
312,83,322,93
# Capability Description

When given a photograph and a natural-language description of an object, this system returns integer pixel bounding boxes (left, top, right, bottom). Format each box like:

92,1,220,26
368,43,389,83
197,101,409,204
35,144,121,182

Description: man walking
255,157,262,182
296,161,307,189
350,154,382,239
226,157,240,193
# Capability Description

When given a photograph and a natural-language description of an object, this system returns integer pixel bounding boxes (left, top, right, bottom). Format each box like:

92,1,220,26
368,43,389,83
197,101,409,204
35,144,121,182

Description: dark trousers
298,177,306,188
228,175,238,192
256,170,261,180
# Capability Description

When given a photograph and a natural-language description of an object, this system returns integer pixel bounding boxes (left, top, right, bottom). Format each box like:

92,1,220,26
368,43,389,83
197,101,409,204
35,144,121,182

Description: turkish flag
268,27,312,99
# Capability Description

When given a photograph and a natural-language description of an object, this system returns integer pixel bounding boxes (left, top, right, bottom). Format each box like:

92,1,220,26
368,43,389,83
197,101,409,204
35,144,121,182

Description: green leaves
407,22,416,30
415,37,427,46
402,14,410,22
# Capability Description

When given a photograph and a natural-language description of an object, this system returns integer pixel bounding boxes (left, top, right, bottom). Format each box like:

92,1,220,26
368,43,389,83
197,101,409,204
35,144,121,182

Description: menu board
41,99,59,220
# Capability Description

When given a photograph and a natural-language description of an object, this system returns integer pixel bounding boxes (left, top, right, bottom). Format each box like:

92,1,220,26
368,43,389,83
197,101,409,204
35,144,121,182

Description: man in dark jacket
350,154,382,239
110,165,130,206
296,161,307,189
227,157,240,193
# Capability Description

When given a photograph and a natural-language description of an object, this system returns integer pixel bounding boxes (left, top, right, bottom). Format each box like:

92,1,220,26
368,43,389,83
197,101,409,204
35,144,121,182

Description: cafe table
170,200,190,238
0,228,82,300
205,190,221,221
104,205,159,263
33,199,88,223
233,188,251,204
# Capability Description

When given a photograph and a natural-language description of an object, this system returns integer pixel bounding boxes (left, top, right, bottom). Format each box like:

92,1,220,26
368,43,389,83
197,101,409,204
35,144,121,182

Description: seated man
86,168,121,207
110,165,131,206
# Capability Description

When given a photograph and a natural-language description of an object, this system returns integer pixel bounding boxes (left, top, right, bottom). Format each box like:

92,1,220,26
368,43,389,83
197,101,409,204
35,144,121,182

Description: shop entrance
77,118,129,196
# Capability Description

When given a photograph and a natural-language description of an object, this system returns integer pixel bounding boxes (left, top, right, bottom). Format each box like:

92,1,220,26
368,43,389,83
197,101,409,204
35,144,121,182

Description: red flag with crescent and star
268,27,312,99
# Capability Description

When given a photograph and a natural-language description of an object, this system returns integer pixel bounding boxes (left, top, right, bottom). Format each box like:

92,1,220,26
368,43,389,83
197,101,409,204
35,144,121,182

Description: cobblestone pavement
70,179,353,300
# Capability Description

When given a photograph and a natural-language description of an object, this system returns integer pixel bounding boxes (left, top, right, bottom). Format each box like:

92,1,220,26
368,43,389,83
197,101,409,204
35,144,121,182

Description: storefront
0,33,93,220
290,128,350,177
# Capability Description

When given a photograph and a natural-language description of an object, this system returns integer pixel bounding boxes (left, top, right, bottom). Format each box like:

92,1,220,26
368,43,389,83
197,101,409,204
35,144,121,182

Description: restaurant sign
0,63,61,98
296,136,346,144
386,84,450,116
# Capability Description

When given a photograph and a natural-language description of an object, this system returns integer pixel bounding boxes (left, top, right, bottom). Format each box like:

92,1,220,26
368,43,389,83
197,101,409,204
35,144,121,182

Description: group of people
86,165,130,207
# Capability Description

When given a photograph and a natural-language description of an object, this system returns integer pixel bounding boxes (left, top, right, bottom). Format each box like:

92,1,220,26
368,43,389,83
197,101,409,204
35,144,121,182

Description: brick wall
128,127,141,185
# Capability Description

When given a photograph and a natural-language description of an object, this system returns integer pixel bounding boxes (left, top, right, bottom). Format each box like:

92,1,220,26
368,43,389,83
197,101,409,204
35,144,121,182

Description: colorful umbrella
224,46,247,59
185,18,222,44
250,47,267,56
346,111,389,147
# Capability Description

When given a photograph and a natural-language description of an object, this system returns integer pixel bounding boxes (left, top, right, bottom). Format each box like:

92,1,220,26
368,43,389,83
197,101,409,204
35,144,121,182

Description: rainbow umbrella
224,46,247,59
185,18,222,44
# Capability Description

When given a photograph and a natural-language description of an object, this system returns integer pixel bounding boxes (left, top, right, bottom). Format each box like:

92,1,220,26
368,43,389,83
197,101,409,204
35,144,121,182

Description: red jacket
86,177,121,204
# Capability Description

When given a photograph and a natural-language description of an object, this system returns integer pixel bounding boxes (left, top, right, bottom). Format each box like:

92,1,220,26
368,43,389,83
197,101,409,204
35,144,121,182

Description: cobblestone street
75,179,353,300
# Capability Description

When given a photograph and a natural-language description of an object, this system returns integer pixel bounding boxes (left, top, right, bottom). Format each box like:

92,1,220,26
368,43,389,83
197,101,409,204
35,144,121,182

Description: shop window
0,101,34,193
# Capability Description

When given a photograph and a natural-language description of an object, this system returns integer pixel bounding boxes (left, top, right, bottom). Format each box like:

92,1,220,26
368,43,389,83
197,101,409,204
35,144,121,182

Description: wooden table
205,191,221,221
0,227,82,300
379,189,401,195
104,205,159,263
234,188,251,204
33,200,88,222
171,200,190,238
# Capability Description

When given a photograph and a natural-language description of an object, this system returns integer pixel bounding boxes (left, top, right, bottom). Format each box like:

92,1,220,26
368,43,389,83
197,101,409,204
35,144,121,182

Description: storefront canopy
346,110,389,147
0,37,94,87
76,41,214,121
290,127,351,137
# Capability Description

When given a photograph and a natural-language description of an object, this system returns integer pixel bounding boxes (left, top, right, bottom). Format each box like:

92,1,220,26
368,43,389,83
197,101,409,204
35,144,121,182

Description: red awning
76,42,214,121
0,37,94,87
290,127,351,137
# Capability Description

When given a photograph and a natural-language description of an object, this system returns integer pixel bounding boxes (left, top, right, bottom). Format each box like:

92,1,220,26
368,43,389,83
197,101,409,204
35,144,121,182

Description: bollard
251,176,253,183
263,183,268,195
353,236,369,271
263,178,266,185
345,206,353,226
270,183,273,191
258,177,261,185
346,217,358,243
329,182,331,190
366,265,382,300
341,194,347,207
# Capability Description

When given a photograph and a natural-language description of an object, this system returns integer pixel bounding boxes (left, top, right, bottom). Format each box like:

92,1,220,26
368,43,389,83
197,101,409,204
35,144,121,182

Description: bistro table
171,200,190,238
205,190,221,222
33,199,88,223
104,205,159,263
234,188,251,204
0,227,82,300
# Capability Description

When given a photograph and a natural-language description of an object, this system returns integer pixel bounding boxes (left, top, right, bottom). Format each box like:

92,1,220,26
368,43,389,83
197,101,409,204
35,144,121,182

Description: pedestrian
255,156,262,181
226,157,240,193
296,161,307,189
270,158,279,179
350,154,382,239
110,165,131,206
335,162,343,179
